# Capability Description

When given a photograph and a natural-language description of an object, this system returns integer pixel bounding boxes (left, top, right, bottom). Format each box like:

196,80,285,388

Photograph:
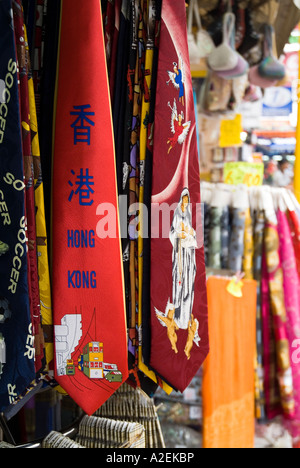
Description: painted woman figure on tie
155,189,201,358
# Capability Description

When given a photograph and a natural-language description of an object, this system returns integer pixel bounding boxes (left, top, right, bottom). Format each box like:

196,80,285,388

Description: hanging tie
0,0,36,412
13,0,45,374
149,0,209,392
52,0,128,416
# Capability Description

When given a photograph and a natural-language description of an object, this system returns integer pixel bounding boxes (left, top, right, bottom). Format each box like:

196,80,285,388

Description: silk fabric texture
203,277,256,449
13,0,45,373
264,220,295,417
0,0,36,411
277,210,300,442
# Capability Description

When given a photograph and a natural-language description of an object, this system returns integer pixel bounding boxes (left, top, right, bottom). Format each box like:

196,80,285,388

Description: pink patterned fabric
264,221,295,418
261,252,282,420
277,210,300,443
287,210,300,280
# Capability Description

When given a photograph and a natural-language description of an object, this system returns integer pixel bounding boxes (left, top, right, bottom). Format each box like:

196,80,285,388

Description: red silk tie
150,0,209,392
52,0,128,416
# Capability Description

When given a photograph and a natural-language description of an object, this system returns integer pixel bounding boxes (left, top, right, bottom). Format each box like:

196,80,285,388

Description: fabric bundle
76,415,146,449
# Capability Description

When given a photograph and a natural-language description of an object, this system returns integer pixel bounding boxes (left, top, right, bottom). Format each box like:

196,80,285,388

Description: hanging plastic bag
258,24,286,80
207,12,239,72
193,0,215,59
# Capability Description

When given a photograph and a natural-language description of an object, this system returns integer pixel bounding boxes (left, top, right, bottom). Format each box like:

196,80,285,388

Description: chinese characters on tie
70,104,95,146
67,105,96,290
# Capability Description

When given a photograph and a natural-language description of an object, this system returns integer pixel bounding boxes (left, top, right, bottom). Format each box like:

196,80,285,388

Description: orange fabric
203,277,257,449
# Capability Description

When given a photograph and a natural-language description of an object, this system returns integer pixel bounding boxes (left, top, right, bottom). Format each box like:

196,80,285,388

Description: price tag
224,162,264,187
226,277,244,298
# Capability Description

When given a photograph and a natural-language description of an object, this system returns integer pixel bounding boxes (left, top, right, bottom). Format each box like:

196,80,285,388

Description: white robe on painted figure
169,189,197,330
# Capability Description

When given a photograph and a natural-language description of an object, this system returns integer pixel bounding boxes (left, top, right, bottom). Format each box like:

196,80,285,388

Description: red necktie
13,0,44,373
52,0,128,416
150,0,209,392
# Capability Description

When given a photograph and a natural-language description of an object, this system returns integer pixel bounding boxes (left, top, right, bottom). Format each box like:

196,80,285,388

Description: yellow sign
219,114,243,148
224,162,264,187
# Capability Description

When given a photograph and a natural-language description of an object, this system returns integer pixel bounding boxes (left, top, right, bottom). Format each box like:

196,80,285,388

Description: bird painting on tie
167,99,191,154
166,54,185,106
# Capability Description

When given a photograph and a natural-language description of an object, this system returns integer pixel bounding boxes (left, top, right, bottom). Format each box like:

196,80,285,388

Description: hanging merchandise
51,0,128,416
201,183,300,447
13,0,45,374
187,0,214,64
114,0,140,389
252,208,266,420
27,9,53,373
138,0,164,386
264,211,295,418
248,64,278,90
207,12,248,80
249,24,285,89
199,71,233,113
95,383,165,448
1,0,300,450
149,0,209,392
237,8,259,56
37,0,62,237
125,0,156,392
193,0,215,59
187,0,202,65
258,25,286,81
261,250,281,420
277,205,300,443
110,0,172,396
0,0,36,412
203,276,257,449
207,13,239,73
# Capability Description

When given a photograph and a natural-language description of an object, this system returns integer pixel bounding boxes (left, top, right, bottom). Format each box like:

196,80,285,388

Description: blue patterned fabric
0,0,35,412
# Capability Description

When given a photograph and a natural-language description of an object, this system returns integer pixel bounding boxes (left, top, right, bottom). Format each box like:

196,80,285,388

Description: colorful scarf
264,221,295,418
277,210,300,442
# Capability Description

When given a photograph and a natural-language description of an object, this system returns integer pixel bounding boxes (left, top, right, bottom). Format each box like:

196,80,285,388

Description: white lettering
8,216,27,294
7,384,17,404
0,190,11,226
0,59,17,144
3,172,25,191
24,324,35,360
